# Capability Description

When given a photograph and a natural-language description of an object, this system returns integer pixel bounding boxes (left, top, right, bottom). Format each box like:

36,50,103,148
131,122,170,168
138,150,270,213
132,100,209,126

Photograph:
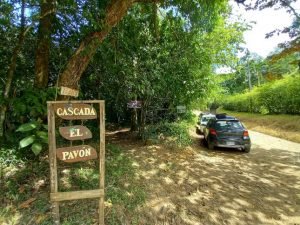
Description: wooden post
99,101,105,225
47,100,105,225
47,102,60,225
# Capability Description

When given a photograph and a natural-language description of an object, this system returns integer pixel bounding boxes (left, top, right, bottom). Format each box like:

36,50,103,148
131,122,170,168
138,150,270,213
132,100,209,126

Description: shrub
222,75,300,114
144,121,192,148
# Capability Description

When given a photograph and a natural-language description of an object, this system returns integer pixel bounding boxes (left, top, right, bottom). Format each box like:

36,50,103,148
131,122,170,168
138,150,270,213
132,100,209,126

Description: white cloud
230,1,295,58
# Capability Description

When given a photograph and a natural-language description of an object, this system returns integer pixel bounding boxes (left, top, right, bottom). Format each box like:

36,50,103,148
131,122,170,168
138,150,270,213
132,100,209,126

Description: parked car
203,114,251,152
196,113,216,134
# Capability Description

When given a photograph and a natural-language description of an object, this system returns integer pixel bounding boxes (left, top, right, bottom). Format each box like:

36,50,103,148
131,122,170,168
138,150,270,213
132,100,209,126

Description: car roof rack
216,113,236,120
216,113,227,119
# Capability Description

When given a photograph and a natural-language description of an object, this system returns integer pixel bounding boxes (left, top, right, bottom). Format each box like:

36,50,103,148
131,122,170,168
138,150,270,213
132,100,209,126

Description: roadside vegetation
0,144,145,225
144,114,195,149
222,75,300,114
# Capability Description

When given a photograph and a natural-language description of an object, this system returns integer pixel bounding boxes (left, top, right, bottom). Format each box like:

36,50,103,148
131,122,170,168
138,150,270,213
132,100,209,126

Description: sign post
47,100,105,225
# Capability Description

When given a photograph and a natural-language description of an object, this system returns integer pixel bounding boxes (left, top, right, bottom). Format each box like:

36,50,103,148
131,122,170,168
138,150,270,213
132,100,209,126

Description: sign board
177,105,186,113
47,100,105,225
59,125,92,141
127,100,142,109
54,103,97,120
60,86,79,97
56,145,97,163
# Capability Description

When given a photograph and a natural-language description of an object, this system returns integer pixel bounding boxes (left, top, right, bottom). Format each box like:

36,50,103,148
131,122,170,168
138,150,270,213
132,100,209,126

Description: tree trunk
0,0,27,137
34,0,55,88
57,0,136,93
130,108,138,131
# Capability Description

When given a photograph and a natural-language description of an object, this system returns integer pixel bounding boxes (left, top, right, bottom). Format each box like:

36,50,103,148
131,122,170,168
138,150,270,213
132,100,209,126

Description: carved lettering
56,145,97,163
54,103,97,120
59,126,92,141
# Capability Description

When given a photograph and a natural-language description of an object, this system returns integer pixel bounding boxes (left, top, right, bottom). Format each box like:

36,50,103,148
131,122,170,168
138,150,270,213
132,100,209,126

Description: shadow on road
115,130,300,225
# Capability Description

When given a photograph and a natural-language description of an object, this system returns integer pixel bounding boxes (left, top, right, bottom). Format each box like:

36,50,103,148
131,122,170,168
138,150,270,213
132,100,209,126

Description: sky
230,1,296,58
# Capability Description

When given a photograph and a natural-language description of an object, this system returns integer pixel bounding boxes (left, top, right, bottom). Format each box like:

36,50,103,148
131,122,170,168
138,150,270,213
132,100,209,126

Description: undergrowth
0,144,145,225
144,121,193,148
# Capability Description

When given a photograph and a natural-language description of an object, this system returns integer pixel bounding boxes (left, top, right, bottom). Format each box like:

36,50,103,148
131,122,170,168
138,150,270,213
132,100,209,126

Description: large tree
56,0,229,93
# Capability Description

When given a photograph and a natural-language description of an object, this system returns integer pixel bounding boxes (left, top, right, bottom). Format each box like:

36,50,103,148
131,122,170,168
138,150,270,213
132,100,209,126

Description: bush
144,121,192,148
222,75,300,114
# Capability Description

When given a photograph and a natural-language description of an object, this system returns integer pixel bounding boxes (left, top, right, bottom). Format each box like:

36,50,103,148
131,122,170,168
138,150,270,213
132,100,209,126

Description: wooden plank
53,103,97,120
59,125,92,141
47,102,60,225
60,86,79,97
56,145,97,163
99,101,105,225
50,189,104,202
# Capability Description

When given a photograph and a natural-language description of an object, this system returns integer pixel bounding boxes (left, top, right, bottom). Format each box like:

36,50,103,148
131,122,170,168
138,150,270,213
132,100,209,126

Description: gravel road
115,129,300,225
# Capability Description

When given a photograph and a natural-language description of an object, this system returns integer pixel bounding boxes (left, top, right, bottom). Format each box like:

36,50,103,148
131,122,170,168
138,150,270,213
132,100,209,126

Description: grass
1,144,145,225
218,109,300,143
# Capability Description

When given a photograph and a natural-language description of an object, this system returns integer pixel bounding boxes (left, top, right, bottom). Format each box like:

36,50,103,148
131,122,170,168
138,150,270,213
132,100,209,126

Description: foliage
222,74,300,114
16,120,48,156
144,120,192,148
80,4,244,124
1,144,146,224
0,145,23,167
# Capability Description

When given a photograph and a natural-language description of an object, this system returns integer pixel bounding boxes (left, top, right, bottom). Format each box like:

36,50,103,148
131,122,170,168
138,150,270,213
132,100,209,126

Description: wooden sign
60,86,79,97
59,125,92,141
47,100,105,225
127,100,142,108
54,103,97,120
177,105,186,113
56,145,97,163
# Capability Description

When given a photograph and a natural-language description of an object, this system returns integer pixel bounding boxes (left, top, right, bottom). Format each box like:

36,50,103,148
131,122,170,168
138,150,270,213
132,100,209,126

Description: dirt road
110,129,300,225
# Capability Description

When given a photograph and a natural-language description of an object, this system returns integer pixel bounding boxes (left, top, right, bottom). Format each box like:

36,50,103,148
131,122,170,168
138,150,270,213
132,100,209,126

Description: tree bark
34,0,55,88
0,0,28,137
58,0,136,93
130,108,138,131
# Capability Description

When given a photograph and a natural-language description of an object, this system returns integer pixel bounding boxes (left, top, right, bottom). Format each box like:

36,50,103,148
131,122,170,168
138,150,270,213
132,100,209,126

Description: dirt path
108,129,300,225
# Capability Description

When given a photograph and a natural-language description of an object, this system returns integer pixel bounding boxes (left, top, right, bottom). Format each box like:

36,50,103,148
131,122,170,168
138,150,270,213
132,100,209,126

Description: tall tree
34,0,55,88
0,0,29,137
57,0,230,94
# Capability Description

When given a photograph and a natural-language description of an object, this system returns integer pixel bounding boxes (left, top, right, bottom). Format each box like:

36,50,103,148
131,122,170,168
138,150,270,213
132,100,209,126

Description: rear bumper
209,136,251,149
215,143,251,149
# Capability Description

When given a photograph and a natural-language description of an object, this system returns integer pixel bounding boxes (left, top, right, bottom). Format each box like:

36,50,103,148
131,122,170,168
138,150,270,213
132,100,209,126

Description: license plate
226,141,235,145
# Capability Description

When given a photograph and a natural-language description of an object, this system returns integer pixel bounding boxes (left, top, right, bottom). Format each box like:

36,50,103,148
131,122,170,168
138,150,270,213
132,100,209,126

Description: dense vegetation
0,0,245,156
222,75,300,114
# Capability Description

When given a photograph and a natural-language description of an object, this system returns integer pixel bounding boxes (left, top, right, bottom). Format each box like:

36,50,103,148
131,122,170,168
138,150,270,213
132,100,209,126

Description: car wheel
243,146,251,153
208,141,214,150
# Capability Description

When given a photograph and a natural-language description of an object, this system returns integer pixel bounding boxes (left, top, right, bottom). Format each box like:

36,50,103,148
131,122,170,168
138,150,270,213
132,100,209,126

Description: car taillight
243,130,249,137
209,128,217,135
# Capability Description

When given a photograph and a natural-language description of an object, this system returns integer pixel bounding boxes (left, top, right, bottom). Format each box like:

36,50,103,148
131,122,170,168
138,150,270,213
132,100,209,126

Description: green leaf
42,124,48,130
31,143,42,156
19,135,36,148
37,131,48,140
16,123,37,132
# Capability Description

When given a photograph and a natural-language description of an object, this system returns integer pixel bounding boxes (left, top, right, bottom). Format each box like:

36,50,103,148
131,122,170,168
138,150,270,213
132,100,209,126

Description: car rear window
215,120,243,131
201,117,210,122
201,116,215,122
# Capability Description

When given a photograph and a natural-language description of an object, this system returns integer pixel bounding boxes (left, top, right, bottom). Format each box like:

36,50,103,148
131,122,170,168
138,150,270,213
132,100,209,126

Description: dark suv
203,114,251,152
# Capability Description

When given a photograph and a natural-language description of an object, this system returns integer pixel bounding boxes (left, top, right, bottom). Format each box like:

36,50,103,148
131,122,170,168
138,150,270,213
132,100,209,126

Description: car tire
243,146,251,153
208,141,214,150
